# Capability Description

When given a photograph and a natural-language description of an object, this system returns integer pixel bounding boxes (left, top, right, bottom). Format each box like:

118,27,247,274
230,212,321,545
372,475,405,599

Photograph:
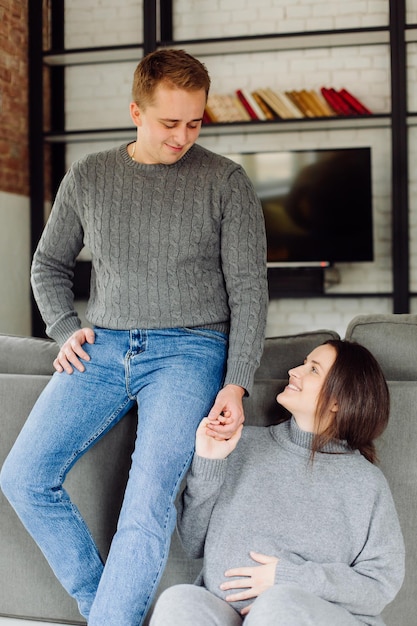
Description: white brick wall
62,0,417,336
65,62,136,130
266,296,392,338
172,0,389,39
64,0,143,48
64,45,390,130
407,43,417,112
407,3,417,25
199,45,390,114
408,126,417,292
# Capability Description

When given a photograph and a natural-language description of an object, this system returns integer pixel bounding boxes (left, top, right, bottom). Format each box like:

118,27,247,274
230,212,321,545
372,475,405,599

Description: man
1,49,268,626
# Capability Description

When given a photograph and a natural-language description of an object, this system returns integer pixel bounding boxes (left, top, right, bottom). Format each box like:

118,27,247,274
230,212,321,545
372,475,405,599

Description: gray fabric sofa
0,313,416,625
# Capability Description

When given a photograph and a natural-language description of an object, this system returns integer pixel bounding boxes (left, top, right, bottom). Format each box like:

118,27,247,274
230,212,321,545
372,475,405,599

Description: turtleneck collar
284,417,354,455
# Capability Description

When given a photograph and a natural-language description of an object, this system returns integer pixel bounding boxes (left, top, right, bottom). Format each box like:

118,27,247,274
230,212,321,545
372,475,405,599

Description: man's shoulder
71,145,122,172
191,143,242,173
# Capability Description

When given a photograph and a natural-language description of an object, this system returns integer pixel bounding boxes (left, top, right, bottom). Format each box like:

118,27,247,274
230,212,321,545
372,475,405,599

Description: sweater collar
120,142,195,170
287,417,352,455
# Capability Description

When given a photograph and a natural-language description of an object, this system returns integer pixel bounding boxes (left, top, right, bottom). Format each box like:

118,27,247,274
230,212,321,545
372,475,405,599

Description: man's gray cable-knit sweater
31,142,268,393
178,419,405,625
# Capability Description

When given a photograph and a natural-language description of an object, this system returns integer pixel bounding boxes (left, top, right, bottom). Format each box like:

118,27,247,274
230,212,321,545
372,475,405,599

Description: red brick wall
0,0,29,196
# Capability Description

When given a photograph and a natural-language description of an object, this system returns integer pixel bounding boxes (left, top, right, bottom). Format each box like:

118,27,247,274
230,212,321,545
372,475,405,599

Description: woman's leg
0,329,134,618
244,585,361,626
150,585,242,626
88,328,227,626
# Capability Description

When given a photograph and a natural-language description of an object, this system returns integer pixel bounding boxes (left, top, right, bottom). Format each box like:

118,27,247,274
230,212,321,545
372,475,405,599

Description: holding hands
195,417,243,460
205,384,245,441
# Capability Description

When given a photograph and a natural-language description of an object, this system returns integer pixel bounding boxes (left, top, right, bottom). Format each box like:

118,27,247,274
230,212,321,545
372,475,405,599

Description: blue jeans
0,327,227,625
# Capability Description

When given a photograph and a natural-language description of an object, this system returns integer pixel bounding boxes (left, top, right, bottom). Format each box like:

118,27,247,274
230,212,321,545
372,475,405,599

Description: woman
150,340,405,626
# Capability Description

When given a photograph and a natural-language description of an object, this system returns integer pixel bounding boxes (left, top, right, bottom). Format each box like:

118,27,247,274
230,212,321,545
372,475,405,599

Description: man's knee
0,452,19,503
0,445,43,508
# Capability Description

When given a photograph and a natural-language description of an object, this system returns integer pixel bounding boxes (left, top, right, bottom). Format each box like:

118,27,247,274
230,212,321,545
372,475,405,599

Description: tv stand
268,266,325,297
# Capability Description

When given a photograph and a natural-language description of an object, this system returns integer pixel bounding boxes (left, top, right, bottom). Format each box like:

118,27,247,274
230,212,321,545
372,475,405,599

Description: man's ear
129,102,141,127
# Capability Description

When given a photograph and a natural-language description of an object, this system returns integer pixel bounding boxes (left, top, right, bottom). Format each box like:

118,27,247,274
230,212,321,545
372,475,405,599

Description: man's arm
207,165,269,438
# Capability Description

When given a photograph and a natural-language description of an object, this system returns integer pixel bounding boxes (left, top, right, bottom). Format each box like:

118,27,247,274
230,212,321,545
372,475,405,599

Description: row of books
203,87,372,124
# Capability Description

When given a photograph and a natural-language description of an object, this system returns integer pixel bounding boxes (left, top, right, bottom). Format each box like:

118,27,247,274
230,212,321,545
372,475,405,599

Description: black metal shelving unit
29,0,412,336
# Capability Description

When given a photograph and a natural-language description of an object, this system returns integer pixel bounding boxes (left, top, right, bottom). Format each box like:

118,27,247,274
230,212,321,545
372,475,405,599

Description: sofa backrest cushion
0,333,58,375
378,381,417,625
345,314,417,380
256,329,340,379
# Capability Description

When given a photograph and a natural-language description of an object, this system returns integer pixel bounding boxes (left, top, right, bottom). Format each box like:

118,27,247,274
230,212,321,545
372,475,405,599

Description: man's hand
195,418,243,460
219,552,278,615
206,384,245,440
54,327,95,374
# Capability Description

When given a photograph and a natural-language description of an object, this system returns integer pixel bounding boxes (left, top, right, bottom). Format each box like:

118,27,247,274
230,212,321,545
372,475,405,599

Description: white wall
61,0,416,337
0,191,31,336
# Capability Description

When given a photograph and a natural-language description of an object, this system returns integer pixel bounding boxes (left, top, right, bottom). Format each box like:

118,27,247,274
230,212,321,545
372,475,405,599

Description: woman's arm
176,419,242,558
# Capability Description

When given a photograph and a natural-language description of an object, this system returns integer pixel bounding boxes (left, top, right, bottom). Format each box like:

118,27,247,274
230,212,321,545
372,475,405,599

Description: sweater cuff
274,558,303,586
47,312,82,346
224,360,257,396
191,455,228,482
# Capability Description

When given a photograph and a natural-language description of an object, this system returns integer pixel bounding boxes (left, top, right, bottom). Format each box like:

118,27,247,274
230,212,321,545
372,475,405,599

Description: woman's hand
195,418,243,460
219,551,278,615
54,327,95,374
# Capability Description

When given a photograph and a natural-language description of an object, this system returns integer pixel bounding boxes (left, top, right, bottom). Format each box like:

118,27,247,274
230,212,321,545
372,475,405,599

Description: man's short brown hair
132,49,211,108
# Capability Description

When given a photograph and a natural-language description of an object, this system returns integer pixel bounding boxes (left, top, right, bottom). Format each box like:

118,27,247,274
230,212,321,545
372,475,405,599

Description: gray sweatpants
149,584,362,626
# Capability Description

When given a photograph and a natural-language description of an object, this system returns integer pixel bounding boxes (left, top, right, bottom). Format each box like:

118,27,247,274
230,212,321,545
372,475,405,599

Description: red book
329,88,356,114
235,89,259,120
321,87,351,115
330,87,358,115
202,110,213,124
338,88,372,115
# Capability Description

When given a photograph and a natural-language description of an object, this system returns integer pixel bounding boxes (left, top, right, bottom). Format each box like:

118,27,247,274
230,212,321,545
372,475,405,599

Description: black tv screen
227,147,374,266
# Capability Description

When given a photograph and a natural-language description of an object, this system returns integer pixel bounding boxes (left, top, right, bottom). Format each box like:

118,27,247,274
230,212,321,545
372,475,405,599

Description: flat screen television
226,147,374,266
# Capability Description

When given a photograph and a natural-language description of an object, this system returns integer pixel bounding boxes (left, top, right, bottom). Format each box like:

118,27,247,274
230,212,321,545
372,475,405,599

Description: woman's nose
288,365,301,377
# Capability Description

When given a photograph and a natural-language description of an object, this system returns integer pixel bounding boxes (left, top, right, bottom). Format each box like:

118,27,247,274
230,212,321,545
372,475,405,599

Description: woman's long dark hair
312,339,389,464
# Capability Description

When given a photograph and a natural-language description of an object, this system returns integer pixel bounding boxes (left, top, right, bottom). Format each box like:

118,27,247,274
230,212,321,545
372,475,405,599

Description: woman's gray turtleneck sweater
178,418,405,625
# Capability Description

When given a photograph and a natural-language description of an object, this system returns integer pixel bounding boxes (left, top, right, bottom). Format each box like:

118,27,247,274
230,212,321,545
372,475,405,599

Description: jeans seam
58,397,133,481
